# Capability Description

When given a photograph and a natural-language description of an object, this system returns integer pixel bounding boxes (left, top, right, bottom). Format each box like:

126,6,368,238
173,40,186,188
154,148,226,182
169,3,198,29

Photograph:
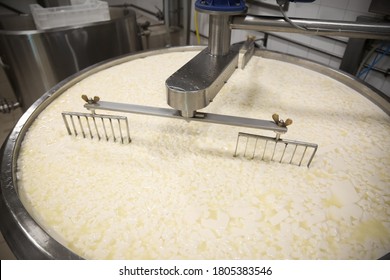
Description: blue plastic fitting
195,0,246,13
195,0,315,13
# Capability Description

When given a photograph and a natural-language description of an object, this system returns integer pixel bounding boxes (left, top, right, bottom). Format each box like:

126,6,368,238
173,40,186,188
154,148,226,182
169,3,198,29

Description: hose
194,10,201,44
277,2,308,31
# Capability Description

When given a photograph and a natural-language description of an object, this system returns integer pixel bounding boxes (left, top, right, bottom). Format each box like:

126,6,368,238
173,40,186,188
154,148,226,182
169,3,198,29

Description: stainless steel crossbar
85,101,287,133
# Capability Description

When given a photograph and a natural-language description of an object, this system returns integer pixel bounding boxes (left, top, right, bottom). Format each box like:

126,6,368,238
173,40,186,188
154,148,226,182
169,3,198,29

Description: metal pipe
182,0,191,45
265,32,343,60
163,0,170,29
231,15,390,40
209,14,232,56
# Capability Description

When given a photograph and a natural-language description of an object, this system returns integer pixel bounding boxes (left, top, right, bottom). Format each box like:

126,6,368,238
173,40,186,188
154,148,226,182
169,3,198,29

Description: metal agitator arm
166,0,390,118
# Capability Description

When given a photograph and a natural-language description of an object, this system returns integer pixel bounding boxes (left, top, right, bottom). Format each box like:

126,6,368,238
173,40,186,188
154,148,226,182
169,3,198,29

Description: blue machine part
195,0,246,12
195,0,315,13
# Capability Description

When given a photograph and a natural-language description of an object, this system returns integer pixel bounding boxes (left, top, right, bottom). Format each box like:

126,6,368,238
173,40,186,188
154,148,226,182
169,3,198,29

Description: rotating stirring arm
63,0,390,168
83,99,287,133
166,0,390,118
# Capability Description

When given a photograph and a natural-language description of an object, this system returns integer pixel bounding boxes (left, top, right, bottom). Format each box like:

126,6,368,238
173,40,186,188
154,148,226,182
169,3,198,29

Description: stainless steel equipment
62,95,131,144
61,89,286,145
166,2,247,118
230,15,390,38
234,113,318,167
234,132,318,167
62,111,132,144
0,7,142,112
166,0,390,119
66,92,318,167
60,0,390,166
1,46,389,259
1,0,390,260
163,0,389,167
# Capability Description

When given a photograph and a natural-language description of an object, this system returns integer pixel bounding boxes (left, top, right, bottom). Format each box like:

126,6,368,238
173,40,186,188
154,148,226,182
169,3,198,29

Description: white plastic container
30,0,110,30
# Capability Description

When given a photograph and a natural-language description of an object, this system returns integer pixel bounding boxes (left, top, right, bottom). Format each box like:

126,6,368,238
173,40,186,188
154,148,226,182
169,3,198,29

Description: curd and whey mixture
17,50,390,259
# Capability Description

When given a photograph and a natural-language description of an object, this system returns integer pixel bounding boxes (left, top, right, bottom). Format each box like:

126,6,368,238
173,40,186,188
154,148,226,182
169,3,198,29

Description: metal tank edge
0,46,389,259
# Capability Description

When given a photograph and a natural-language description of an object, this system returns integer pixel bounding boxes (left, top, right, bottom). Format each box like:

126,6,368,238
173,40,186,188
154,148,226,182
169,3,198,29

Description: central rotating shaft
166,0,247,118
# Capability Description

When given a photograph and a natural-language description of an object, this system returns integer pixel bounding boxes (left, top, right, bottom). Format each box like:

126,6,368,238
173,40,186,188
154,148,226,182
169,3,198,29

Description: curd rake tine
244,136,249,157
124,118,131,143
100,117,109,141
77,115,86,138
70,115,77,136
299,146,308,167
109,118,116,142
92,116,101,140
117,118,124,144
261,139,268,160
252,138,258,159
62,113,72,136
280,143,288,163
84,115,93,139
290,145,298,164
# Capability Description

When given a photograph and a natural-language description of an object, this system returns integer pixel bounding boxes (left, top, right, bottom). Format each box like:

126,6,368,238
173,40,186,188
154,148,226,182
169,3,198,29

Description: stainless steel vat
0,46,389,259
0,7,142,111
